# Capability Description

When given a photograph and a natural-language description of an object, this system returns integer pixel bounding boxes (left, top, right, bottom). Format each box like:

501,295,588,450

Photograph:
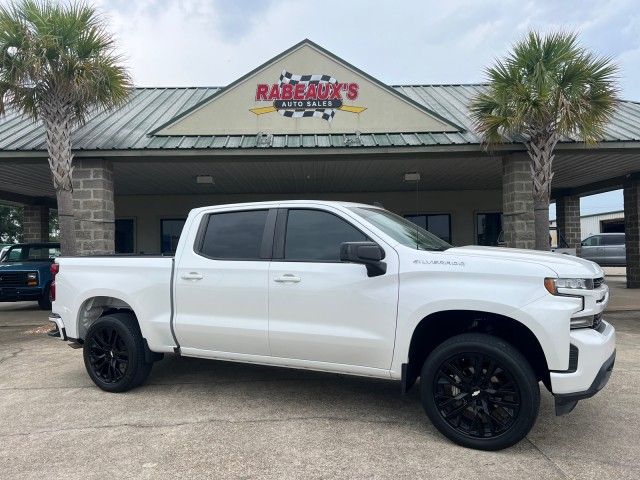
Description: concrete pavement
0,301,639,479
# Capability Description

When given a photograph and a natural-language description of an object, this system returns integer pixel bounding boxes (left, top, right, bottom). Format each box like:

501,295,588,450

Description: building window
476,213,502,246
115,218,135,254
404,214,451,243
198,210,268,260
161,219,186,254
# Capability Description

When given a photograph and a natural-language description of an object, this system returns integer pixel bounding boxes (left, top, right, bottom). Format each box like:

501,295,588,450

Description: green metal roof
1,84,640,151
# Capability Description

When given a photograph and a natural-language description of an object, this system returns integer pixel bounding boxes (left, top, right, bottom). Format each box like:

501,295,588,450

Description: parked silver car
580,233,626,266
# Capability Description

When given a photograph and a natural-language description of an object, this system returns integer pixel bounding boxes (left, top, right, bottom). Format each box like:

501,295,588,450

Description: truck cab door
267,207,399,370
173,208,275,357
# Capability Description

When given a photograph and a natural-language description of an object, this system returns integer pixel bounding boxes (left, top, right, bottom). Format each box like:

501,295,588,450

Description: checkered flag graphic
278,70,338,121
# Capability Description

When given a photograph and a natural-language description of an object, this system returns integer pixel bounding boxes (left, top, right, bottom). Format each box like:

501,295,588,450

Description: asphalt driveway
0,302,639,479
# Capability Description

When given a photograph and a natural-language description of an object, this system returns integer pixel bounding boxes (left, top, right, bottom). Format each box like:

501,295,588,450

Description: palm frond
0,0,131,122
471,30,618,147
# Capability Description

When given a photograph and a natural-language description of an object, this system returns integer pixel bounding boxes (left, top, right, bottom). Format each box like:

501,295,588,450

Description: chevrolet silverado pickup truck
49,201,615,450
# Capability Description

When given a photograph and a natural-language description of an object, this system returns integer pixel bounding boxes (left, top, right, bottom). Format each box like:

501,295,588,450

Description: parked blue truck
0,243,60,310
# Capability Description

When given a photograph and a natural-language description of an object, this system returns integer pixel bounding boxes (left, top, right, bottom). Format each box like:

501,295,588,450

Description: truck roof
190,200,381,214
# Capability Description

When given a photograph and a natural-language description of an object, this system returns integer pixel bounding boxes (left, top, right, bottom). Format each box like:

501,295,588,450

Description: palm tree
0,0,131,255
471,31,618,250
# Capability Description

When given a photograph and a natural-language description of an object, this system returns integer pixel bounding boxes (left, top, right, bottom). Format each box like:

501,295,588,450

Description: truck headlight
544,277,594,295
26,272,38,286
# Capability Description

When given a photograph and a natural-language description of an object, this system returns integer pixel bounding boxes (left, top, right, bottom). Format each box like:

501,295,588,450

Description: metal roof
1,84,640,151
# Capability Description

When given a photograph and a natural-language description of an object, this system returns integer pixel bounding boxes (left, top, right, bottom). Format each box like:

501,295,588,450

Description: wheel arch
76,295,139,341
403,309,550,394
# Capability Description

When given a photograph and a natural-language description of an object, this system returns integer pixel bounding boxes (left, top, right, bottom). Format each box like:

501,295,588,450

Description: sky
11,0,638,216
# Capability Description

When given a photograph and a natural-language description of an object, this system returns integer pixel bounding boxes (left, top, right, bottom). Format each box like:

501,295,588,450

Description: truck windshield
1,245,61,262
349,207,452,251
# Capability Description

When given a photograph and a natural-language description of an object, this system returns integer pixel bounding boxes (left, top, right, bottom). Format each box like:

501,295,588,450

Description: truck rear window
198,210,268,260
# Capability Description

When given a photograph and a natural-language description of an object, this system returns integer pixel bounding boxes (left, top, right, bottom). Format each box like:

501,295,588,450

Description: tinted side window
200,210,268,260
284,209,368,261
603,234,625,246
583,236,601,246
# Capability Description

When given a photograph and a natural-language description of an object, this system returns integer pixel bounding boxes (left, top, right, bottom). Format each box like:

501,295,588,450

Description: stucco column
22,205,49,243
623,178,640,288
502,155,535,249
555,194,581,253
72,159,114,255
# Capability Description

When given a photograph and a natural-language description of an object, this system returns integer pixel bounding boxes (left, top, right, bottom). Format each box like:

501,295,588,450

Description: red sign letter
255,84,268,101
294,83,305,100
346,83,359,100
317,83,329,100
281,83,293,100
268,84,280,100
329,83,343,99
305,83,317,99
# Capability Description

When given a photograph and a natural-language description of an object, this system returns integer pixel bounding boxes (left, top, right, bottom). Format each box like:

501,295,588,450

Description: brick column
502,155,535,249
72,159,114,255
556,194,581,253
23,205,49,243
624,178,640,288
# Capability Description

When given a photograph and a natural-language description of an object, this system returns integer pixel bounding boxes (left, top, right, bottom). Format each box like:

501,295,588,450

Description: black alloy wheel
421,333,539,451
83,313,153,392
87,326,129,384
433,352,521,438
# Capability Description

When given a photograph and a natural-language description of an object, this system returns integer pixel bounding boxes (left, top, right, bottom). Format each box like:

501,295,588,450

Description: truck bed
53,256,176,351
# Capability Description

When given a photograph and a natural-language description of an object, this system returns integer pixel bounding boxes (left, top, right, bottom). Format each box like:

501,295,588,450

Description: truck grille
593,277,605,289
0,272,29,287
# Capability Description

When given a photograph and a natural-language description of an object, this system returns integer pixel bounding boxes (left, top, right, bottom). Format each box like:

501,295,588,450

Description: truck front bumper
0,286,44,302
554,350,615,415
551,319,616,415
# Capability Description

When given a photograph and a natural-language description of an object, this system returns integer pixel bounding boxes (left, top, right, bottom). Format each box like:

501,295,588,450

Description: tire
83,313,153,392
420,333,539,451
38,284,52,310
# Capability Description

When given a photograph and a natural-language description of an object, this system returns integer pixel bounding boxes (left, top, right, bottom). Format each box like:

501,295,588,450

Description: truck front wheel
83,313,153,392
37,284,52,310
420,333,540,451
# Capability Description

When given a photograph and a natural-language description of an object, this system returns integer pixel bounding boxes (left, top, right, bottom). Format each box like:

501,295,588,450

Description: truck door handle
273,274,301,283
181,272,204,280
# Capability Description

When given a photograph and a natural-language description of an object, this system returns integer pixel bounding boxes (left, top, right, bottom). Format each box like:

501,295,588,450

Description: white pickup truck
49,200,615,451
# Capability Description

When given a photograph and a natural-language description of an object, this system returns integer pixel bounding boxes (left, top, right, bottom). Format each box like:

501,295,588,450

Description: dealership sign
250,70,366,121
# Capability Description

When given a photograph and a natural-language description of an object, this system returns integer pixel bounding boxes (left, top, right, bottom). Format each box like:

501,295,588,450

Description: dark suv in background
580,233,625,266
0,243,60,309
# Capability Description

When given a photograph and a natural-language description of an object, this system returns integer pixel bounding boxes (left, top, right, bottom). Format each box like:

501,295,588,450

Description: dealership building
1,40,640,286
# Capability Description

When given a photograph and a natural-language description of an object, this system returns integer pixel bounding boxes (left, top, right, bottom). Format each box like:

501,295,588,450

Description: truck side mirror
340,241,387,277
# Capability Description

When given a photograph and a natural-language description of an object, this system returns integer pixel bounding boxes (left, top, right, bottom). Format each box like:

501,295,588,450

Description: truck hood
447,245,603,278
0,261,52,272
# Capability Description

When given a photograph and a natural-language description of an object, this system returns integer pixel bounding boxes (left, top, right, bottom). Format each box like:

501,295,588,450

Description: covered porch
1,143,639,286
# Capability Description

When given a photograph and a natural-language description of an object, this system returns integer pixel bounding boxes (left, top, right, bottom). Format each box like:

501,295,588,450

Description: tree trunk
42,96,77,256
526,132,558,251
534,197,551,251
55,188,76,255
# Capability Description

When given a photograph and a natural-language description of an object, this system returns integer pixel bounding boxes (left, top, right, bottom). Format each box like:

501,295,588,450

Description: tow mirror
340,241,387,277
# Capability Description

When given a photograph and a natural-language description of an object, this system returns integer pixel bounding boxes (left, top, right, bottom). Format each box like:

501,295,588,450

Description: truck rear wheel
420,333,539,451
83,313,153,392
